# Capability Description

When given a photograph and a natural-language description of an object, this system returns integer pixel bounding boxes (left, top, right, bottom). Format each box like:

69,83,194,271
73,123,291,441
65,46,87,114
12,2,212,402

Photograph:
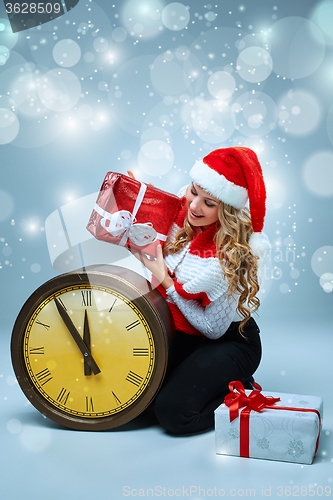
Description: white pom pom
249,232,271,260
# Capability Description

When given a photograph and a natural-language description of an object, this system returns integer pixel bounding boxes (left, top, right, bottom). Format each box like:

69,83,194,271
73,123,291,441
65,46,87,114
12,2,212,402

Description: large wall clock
11,265,175,430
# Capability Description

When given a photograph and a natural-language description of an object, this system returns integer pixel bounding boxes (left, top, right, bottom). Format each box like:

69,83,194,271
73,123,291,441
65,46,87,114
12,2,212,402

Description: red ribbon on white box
94,181,167,247
224,381,322,458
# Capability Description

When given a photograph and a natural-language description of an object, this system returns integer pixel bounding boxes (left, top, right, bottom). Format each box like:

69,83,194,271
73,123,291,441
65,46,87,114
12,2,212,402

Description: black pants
154,317,262,435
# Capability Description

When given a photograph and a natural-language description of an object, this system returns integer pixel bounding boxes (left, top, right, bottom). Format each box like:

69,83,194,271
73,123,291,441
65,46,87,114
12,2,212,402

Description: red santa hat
189,147,270,259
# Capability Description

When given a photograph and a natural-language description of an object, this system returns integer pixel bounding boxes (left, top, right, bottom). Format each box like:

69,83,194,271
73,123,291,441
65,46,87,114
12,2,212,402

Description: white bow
94,181,166,247
100,210,157,246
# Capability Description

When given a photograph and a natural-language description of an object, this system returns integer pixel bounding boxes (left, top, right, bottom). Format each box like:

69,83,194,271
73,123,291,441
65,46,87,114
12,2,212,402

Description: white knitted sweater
154,198,240,339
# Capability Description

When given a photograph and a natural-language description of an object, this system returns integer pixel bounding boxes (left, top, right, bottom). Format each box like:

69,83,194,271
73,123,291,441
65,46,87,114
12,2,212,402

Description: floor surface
1,317,332,500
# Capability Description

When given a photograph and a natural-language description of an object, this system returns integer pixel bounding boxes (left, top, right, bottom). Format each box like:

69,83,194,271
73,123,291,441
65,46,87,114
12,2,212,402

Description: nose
190,197,202,213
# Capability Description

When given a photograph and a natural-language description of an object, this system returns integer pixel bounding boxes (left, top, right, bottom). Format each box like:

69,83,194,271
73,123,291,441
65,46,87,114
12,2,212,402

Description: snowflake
228,428,240,439
288,439,305,458
256,438,269,449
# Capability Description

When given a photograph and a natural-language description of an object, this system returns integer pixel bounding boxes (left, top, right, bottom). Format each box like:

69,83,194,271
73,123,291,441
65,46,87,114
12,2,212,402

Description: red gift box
87,172,181,257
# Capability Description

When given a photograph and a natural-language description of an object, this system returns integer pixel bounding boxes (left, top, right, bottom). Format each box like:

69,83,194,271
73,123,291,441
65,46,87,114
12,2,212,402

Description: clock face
11,266,173,430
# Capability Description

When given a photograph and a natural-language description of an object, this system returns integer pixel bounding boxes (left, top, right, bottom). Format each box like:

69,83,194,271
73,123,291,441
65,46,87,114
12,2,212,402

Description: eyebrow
191,183,219,203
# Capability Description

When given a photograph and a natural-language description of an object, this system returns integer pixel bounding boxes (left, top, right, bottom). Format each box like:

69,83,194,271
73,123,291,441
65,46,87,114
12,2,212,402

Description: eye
205,201,216,208
190,188,197,196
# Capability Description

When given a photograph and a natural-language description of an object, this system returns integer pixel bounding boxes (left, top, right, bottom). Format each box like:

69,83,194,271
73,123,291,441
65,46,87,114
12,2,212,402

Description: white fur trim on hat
249,231,271,260
190,160,248,209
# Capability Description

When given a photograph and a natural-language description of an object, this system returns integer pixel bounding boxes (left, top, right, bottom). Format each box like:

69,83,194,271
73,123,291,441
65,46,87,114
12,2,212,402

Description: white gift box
215,388,323,465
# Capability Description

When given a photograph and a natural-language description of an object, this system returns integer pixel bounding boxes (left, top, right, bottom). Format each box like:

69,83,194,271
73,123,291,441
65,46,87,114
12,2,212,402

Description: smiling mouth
189,210,204,219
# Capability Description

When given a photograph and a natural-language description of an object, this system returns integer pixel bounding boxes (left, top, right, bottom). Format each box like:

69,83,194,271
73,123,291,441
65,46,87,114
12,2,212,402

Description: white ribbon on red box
94,181,167,247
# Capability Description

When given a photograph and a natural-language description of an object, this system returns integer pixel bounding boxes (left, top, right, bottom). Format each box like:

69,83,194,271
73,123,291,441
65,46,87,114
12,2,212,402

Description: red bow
224,380,280,422
223,381,321,458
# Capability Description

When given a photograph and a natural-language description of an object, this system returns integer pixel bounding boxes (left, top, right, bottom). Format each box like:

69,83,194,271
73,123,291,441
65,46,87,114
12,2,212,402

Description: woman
129,147,270,435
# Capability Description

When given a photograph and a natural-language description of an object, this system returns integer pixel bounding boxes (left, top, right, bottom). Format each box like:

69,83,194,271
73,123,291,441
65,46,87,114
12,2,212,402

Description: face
185,183,220,227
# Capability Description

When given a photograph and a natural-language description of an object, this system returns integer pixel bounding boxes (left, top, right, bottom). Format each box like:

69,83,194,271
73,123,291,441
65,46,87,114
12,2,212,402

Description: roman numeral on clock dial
133,348,149,356
81,290,92,307
126,320,140,331
126,371,143,387
36,368,53,386
57,388,70,406
29,346,44,355
86,397,94,412
35,320,50,330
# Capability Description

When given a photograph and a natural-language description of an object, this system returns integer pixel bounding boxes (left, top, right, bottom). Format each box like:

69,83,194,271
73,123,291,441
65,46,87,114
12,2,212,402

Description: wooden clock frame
11,264,175,430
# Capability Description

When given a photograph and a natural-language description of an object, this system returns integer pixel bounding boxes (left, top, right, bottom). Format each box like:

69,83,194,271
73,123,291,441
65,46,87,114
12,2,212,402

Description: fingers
131,249,153,267
127,169,135,180
156,244,163,259
127,170,155,187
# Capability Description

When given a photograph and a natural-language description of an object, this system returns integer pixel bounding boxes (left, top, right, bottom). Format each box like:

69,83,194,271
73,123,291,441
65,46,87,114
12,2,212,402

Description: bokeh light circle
20,425,52,453
0,46,10,66
84,52,95,63
7,419,22,434
265,177,286,210
109,55,160,136
38,69,81,112
143,100,183,134
205,11,217,22
303,151,333,197
53,39,81,67
278,90,321,135
279,283,290,294
0,18,18,50
311,246,333,277
237,33,271,53
9,68,47,118
290,268,300,279
233,91,278,137
30,263,41,273
190,27,247,70
140,126,172,147
2,245,12,256
236,47,273,83
192,100,235,144
161,3,190,31
0,95,16,112
319,272,333,293
138,140,174,176
0,108,19,145
0,189,14,221
112,27,128,43
312,0,333,45
207,71,236,100
269,17,325,79
93,37,109,52
122,0,164,39
326,102,333,148
150,52,191,95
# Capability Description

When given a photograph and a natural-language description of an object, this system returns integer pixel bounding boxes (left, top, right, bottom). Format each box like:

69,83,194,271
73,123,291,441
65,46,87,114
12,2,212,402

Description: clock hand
54,298,101,375
83,310,92,376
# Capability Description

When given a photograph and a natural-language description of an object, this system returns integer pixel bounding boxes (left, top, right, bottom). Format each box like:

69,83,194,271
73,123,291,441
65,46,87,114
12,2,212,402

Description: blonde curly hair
163,193,260,333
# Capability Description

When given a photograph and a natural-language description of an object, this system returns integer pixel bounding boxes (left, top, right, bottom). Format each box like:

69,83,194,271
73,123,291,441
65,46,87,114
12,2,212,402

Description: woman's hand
127,171,170,285
127,169,136,180
133,244,174,290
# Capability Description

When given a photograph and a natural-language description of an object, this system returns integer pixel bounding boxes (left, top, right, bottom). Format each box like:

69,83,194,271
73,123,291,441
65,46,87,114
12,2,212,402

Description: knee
154,391,188,435
154,387,206,435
